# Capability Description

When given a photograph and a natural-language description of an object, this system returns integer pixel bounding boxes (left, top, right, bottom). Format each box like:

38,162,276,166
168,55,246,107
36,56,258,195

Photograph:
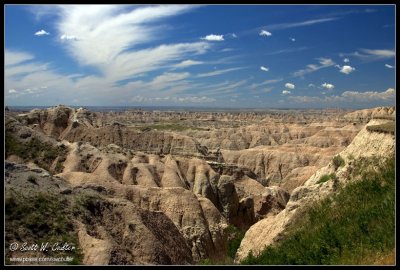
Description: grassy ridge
366,122,395,134
242,155,395,265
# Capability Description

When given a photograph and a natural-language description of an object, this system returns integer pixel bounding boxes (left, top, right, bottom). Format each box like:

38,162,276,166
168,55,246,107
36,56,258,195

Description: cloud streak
293,58,335,77
196,67,245,78
266,17,338,30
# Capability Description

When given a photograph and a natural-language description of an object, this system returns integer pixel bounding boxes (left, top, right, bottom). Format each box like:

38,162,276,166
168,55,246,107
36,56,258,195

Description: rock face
343,106,395,122
234,117,395,263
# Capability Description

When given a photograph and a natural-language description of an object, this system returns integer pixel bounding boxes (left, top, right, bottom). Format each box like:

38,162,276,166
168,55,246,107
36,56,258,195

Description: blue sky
4,4,396,108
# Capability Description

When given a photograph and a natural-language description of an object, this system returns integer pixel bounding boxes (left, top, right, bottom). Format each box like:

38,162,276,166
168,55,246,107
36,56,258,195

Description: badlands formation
5,105,395,265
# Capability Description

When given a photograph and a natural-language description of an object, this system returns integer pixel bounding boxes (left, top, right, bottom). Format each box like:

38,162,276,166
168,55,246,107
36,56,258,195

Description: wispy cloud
34,29,50,36
201,34,224,41
266,17,338,30
282,90,291,95
343,58,350,63
341,48,395,62
196,67,245,78
385,64,395,69
248,78,282,90
266,46,309,56
173,60,204,69
5,50,34,66
260,66,269,72
290,37,296,42
293,57,335,77
55,5,206,78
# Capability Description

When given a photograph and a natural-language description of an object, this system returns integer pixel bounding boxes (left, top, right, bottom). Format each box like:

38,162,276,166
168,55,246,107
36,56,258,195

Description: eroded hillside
5,105,394,265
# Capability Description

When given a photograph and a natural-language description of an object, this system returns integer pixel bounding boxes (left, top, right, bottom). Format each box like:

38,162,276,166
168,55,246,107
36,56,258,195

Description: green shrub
227,225,246,259
332,155,345,170
242,155,395,265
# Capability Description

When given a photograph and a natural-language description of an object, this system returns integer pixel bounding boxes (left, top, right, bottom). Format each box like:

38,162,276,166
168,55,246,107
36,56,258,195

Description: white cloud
259,30,272,36
290,37,295,42
260,66,269,72
285,83,295,89
60,34,78,40
293,58,335,77
385,64,394,69
308,83,315,88
201,34,224,41
8,89,17,93
34,29,50,36
322,82,335,89
196,67,245,78
343,58,350,63
173,60,204,69
282,90,291,95
339,65,356,74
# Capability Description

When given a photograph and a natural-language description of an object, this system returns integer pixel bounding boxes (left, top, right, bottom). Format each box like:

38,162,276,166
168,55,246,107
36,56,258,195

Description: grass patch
5,131,68,174
241,155,395,265
5,191,83,265
316,173,336,185
366,122,395,135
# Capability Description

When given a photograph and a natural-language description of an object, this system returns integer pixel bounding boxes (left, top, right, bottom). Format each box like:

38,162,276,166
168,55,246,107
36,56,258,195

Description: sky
4,4,396,108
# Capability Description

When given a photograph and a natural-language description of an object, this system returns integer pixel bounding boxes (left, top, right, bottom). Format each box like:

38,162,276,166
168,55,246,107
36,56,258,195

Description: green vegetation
316,173,336,184
198,225,245,265
366,122,395,135
241,155,395,265
227,225,246,259
5,131,68,174
5,191,83,265
332,155,345,170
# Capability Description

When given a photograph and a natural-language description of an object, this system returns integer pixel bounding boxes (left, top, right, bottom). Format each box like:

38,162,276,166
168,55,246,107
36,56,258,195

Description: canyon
5,105,395,265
